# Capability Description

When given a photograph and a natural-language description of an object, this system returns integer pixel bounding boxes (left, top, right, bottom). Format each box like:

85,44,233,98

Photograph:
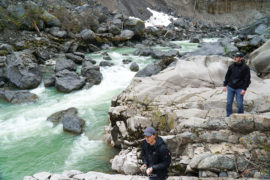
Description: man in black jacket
223,52,251,117
140,127,171,180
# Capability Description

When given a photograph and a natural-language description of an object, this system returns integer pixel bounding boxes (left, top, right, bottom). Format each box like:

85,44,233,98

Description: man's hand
146,167,153,175
240,90,246,95
140,164,147,173
223,86,227,92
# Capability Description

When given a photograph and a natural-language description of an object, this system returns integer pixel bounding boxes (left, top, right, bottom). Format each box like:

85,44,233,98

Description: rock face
105,55,270,177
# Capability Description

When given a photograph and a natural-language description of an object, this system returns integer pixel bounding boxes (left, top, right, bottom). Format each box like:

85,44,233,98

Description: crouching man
140,127,171,180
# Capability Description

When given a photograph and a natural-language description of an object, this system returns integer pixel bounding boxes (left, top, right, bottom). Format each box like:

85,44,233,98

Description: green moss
0,50,9,56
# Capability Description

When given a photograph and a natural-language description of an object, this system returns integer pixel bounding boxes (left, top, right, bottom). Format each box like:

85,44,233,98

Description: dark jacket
224,61,251,90
141,136,171,179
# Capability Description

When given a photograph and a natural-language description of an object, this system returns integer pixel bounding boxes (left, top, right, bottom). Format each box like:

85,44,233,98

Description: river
0,41,198,180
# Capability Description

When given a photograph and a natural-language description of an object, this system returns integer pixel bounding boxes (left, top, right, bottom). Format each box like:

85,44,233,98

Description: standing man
223,52,251,117
140,127,171,180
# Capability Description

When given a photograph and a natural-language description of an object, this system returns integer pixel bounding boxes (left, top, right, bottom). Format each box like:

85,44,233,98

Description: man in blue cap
223,52,251,117
140,127,171,180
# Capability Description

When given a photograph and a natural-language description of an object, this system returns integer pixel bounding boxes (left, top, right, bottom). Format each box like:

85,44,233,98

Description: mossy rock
0,50,9,56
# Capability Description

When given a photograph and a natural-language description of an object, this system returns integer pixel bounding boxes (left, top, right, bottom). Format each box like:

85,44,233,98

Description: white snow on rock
145,8,177,27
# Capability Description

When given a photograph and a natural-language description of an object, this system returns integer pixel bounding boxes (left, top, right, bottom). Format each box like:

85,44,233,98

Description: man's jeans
226,86,244,117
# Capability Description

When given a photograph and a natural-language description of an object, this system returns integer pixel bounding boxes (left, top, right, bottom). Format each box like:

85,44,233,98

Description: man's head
144,127,156,145
234,52,244,63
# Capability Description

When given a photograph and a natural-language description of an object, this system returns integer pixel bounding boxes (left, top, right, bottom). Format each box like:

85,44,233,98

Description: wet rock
55,70,85,93
151,49,179,59
81,60,102,86
122,59,132,64
103,55,112,61
0,90,38,103
133,44,153,56
129,62,139,72
99,61,114,67
47,107,77,123
62,113,85,134
47,107,85,134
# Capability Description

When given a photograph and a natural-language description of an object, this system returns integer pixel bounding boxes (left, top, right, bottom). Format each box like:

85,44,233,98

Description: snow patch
145,8,177,27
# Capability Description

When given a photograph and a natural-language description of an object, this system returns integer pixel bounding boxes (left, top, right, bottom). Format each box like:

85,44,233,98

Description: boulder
47,107,77,123
111,149,139,175
55,57,76,72
129,62,139,72
124,19,145,37
62,114,85,134
65,53,84,64
81,60,102,86
151,49,179,59
99,61,114,67
0,90,38,103
49,27,67,38
41,11,61,27
47,107,85,134
120,30,135,40
43,76,55,87
55,70,85,93
135,64,162,77
80,29,96,42
249,39,270,74
6,51,41,89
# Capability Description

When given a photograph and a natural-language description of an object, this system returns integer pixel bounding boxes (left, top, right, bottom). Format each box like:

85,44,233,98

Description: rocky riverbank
24,170,265,180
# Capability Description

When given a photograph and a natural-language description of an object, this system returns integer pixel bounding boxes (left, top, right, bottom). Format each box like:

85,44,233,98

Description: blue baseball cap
144,127,156,137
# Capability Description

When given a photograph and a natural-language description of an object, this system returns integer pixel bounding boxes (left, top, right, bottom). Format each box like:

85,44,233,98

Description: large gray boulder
55,70,85,93
6,51,41,89
81,60,102,86
249,39,270,74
